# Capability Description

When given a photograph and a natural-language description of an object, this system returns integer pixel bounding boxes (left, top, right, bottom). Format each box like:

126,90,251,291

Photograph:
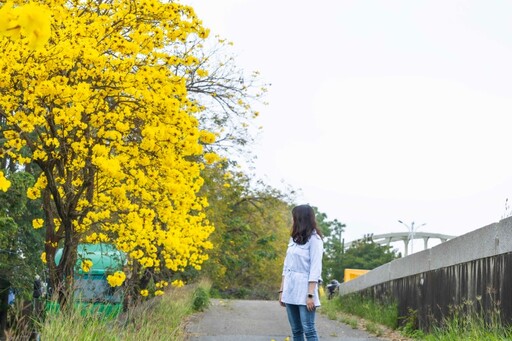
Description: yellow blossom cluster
84,232,110,244
0,0,216,290
0,2,52,49
199,130,216,144
155,280,168,289
171,279,185,288
26,173,47,200
204,152,221,165
0,172,11,192
81,259,93,273
32,218,44,229
107,271,126,287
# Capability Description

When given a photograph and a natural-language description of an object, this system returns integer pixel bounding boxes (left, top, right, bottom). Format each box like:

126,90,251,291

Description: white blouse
281,233,324,306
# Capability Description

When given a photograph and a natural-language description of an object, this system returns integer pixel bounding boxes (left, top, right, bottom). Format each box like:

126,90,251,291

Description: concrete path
185,299,382,341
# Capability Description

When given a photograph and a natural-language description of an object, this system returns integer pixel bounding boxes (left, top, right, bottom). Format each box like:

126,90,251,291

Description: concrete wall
338,216,512,330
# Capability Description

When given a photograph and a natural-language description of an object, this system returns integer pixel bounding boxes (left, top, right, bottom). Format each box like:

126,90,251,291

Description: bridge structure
345,232,456,256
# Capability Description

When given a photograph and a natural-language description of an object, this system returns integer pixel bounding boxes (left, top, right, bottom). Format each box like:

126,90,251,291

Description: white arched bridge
345,232,456,256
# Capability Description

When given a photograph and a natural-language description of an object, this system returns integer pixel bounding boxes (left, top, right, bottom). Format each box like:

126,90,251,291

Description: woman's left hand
279,293,286,307
306,297,315,311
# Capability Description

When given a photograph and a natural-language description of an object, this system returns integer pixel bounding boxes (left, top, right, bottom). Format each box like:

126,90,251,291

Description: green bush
192,286,210,312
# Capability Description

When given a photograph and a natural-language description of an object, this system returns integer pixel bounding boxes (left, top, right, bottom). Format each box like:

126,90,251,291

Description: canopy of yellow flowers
0,0,216,290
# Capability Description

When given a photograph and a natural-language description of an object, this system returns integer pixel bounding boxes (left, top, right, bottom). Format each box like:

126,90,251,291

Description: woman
279,204,324,341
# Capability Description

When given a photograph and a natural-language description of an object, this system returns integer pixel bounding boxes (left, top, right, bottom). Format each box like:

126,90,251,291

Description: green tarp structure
55,243,126,276
48,243,127,316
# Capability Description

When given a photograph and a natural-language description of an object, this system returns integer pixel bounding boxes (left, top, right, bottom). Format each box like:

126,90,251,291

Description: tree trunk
43,187,78,308
57,241,78,308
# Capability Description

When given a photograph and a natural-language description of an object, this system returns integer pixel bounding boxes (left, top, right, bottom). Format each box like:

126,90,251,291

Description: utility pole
398,220,426,255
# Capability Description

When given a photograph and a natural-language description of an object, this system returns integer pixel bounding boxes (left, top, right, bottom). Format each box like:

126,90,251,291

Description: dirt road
185,299,382,341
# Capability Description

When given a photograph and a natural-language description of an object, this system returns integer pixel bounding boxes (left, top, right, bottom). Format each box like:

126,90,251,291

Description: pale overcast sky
185,0,512,253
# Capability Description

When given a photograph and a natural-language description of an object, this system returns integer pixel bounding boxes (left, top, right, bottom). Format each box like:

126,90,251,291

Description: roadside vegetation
321,293,512,340
420,300,512,341
5,280,211,341
320,293,399,339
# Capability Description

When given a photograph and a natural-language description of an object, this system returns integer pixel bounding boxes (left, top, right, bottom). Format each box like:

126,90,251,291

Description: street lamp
398,220,426,254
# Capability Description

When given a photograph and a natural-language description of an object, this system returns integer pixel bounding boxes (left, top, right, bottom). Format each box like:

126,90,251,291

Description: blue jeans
285,304,318,341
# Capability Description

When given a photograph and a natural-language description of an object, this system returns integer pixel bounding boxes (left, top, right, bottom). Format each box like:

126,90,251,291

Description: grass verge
319,294,408,340
31,279,211,341
321,293,512,341
420,300,512,341
323,293,398,329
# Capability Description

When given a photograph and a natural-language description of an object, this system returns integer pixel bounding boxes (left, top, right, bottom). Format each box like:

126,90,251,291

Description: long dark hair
290,204,323,245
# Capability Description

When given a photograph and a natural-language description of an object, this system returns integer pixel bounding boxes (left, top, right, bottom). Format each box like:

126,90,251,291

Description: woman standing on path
279,204,324,341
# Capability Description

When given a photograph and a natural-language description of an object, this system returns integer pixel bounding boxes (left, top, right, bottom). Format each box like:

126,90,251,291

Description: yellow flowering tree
0,0,216,305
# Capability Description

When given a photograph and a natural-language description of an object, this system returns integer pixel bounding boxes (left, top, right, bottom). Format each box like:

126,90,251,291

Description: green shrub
192,286,210,312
